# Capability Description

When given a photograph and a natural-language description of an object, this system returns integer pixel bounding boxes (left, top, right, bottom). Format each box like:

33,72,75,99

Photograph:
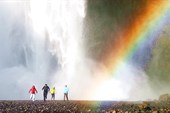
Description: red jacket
29,86,38,94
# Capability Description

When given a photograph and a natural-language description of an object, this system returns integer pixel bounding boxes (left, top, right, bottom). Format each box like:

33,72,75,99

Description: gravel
0,100,170,113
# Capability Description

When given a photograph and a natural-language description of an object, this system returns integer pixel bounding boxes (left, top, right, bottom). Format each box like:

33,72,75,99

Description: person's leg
32,94,35,101
64,93,65,101
66,93,68,101
54,94,55,100
45,92,47,99
51,94,54,100
43,92,46,101
46,92,48,100
30,94,33,100
45,92,48,100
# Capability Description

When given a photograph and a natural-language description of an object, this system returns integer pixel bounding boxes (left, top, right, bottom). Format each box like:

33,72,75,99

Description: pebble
152,111,158,113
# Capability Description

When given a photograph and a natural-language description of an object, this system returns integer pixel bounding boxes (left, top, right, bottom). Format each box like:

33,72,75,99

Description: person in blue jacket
64,85,69,101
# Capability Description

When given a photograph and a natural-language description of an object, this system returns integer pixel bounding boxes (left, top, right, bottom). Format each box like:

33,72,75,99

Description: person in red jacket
29,85,38,101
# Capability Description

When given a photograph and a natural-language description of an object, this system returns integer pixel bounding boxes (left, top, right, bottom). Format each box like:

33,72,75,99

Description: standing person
64,85,69,101
42,84,50,101
29,85,38,101
50,87,55,100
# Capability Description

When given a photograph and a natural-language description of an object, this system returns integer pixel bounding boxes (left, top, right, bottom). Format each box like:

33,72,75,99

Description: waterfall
0,0,161,101
0,0,86,100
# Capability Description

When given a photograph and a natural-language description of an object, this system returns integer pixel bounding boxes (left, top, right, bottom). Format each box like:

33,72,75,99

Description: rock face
159,94,170,101
0,100,170,113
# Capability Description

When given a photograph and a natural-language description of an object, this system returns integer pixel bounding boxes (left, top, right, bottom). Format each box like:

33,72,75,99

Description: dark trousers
43,92,48,101
51,94,55,100
64,93,68,101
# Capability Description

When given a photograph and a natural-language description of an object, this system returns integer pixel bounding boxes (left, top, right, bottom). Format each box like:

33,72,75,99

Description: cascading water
0,0,87,100
29,0,86,83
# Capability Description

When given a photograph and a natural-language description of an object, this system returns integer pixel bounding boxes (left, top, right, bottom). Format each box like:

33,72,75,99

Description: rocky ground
0,100,170,113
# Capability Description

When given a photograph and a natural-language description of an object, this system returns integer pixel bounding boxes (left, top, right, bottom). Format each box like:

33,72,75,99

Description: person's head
65,85,67,87
32,85,35,88
53,87,55,89
45,84,47,86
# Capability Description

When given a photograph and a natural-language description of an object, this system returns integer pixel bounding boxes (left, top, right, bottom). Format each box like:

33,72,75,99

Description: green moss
146,25,170,85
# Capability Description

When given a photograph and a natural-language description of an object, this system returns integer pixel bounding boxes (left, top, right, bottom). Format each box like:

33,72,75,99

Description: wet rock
144,106,152,111
138,104,144,109
160,108,163,112
152,111,158,113
88,109,91,112
112,110,116,113
159,94,170,101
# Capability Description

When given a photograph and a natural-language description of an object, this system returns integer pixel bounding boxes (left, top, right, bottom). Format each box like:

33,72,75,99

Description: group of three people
29,84,69,101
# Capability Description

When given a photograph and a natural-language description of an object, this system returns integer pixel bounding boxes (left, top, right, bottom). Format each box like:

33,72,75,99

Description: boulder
159,94,170,101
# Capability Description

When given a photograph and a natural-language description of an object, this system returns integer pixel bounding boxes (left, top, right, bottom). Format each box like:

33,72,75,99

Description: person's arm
48,87,50,92
42,86,44,90
36,88,38,93
29,88,31,93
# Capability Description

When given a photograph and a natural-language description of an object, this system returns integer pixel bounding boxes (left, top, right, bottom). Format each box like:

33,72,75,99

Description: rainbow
105,1,170,75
